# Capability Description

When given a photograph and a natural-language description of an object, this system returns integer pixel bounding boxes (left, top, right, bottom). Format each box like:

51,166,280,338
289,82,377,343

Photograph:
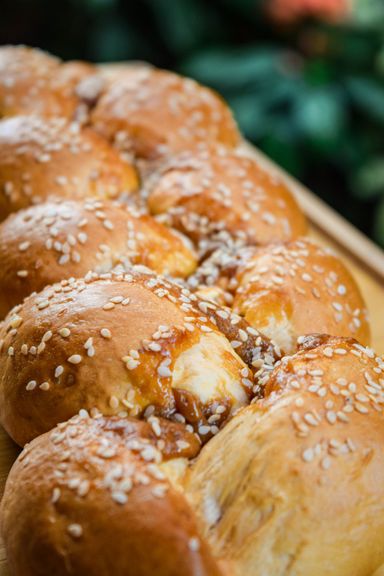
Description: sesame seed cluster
0,45,86,119
191,237,370,353
91,67,240,160
0,266,279,447
0,198,197,315
145,146,307,255
263,335,384,450
0,114,138,221
0,45,381,576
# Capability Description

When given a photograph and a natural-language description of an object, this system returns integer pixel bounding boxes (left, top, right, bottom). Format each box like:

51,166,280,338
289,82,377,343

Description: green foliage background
1,0,384,247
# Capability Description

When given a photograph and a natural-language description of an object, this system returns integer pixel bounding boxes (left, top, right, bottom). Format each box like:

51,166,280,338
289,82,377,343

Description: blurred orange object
267,0,351,23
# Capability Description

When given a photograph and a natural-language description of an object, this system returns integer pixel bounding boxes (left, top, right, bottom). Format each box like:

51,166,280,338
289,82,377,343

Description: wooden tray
0,144,383,575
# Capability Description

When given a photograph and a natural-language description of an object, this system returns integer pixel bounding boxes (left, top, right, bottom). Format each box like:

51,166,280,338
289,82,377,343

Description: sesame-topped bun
146,146,307,253
0,199,197,317
0,270,260,446
90,67,240,160
198,238,369,353
1,413,225,576
0,46,90,119
0,115,138,221
186,335,384,576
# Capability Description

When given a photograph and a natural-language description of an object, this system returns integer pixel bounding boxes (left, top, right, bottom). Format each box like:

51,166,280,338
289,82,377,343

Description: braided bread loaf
0,45,382,576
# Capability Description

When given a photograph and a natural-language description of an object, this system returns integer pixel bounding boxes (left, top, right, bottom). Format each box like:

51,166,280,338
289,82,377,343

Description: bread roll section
0,45,381,576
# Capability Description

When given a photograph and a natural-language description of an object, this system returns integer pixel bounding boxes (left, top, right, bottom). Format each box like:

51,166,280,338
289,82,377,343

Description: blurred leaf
304,59,333,86
294,87,347,143
182,46,285,91
373,197,384,247
147,0,211,54
260,129,304,176
88,13,140,61
375,42,384,77
346,76,384,124
228,92,267,140
322,25,382,68
353,157,384,199
352,0,384,27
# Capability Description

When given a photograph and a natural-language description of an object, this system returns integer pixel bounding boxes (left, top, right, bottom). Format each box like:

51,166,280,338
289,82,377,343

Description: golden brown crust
1,413,225,576
90,67,240,160
192,238,370,353
0,115,138,221
0,271,255,445
0,46,89,119
232,238,370,352
146,146,307,252
0,199,197,317
186,336,384,576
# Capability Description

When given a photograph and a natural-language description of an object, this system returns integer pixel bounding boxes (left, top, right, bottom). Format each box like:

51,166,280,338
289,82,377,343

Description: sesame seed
51,487,61,503
37,342,46,355
355,402,369,414
67,524,83,538
335,348,347,355
124,357,140,370
26,380,37,391
100,328,112,339
110,296,124,304
17,270,29,278
238,329,248,342
302,448,314,462
158,365,172,378
321,457,332,470
152,485,168,498
303,413,319,426
18,241,30,252
189,537,200,552
326,411,337,424
111,491,128,505
148,342,161,352
176,440,191,450
67,354,82,365
59,328,71,338
42,330,53,342
337,411,349,422
103,302,115,310
58,254,70,265
55,366,64,378
39,382,50,391
355,393,369,403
